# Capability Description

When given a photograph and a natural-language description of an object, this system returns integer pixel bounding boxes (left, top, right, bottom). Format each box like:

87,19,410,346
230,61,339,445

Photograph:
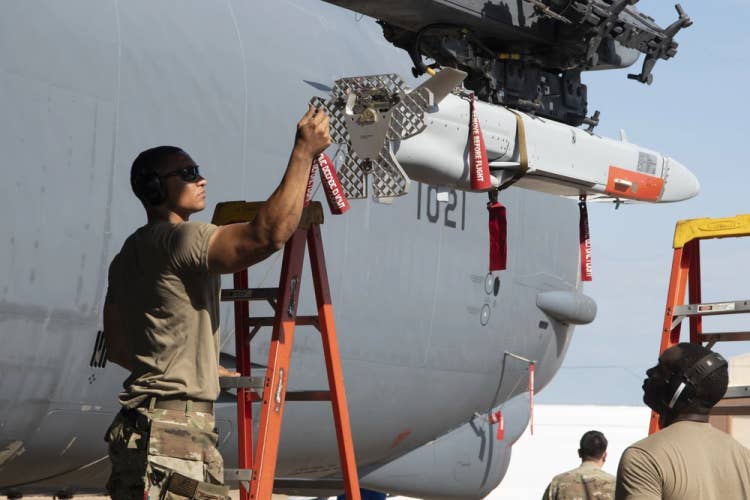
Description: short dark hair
579,430,607,460
130,145,185,204
664,343,728,412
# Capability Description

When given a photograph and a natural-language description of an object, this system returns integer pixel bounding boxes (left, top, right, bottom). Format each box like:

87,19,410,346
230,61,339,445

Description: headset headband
667,351,727,409
684,352,727,383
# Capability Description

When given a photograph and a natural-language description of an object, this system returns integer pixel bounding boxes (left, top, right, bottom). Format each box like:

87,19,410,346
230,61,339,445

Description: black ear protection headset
664,351,727,411
132,167,167,206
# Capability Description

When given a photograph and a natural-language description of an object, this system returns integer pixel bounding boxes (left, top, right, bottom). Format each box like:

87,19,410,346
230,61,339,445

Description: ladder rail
233,270,254,483
659,244,691,354
308,225,361,500
687,239,702,345
251,228,308,500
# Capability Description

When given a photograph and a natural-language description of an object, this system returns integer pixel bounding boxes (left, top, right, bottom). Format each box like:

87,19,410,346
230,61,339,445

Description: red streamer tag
489,411,505,441
469,94,492,191
303,161,317,207
487,201,507,271
311,153,350,215
529,363,535,436
579,195,592,281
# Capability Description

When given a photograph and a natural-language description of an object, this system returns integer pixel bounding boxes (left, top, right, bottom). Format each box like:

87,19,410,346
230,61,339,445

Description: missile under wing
311,69,698,205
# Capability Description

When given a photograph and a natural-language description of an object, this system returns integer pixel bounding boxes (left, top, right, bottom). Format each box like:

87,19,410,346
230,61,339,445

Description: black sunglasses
161,165,201,182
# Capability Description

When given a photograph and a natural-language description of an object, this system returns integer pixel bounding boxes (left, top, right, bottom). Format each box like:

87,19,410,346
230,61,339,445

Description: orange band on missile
605,165,664,201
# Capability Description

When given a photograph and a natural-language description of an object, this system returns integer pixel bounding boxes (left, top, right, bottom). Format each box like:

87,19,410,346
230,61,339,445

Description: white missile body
394,93,699,203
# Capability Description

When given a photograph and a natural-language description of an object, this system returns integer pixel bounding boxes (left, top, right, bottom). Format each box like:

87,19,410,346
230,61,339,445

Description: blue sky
537,1,750,405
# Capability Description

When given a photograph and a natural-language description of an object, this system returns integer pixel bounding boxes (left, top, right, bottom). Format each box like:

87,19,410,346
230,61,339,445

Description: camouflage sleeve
615,447,662,500
168,222,218,273
541,481,554,500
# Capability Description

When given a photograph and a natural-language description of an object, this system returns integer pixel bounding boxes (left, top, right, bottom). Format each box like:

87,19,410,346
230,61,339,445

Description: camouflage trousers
105,405,229,500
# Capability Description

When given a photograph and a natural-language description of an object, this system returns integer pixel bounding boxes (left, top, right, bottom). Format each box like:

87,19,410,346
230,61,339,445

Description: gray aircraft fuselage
0,1,585,497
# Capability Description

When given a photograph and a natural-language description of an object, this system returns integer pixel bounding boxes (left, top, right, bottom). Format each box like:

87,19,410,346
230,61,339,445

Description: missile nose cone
660,158,700,202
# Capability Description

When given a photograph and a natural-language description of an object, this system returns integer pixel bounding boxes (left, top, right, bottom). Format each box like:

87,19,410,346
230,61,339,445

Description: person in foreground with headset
103,105,330,499
615,343,750,500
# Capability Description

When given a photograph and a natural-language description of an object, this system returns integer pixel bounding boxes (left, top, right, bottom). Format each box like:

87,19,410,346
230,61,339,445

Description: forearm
206,105,330,273
251,146,314,249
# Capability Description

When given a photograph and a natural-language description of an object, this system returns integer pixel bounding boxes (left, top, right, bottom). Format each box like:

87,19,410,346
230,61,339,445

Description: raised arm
207,105,331,274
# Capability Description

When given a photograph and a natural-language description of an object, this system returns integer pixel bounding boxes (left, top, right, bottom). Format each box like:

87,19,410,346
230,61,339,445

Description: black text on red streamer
313,153,350,215
578,195,592,281
304,161,318,207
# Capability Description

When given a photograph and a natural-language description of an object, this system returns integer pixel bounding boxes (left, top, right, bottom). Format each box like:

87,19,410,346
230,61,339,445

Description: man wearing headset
103,105,330,500
615,343,750,500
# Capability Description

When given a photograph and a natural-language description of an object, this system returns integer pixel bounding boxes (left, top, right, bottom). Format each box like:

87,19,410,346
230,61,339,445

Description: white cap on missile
660,157,700,202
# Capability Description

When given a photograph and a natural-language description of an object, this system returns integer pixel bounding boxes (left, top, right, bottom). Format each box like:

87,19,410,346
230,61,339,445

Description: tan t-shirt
615,420,750,500
107,221,221,407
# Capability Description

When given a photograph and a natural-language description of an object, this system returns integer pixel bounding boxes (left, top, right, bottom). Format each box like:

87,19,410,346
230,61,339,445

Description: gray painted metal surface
0,1,598,497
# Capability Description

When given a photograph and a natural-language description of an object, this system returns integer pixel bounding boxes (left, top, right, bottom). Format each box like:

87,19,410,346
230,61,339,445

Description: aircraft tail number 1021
416,182,467,231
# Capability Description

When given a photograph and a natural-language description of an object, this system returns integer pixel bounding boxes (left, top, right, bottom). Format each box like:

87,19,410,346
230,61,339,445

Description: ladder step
248,316,319,327
219,375,265,390
673,300,750,317
273,478,344,491
221,287,279,302
224,468,252,483
724,386,750,399
242,390,331,403
709,388,750,417
711,390,750,416
285,390,331,401
700,332,750,343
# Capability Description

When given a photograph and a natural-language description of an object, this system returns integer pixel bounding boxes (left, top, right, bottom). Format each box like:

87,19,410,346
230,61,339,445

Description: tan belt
140,396,214,414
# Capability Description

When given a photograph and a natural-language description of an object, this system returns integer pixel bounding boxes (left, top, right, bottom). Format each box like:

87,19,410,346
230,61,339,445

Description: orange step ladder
649,214,750,435
212,201,361,500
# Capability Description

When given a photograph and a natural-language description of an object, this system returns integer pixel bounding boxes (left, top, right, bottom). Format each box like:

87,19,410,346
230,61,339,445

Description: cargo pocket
203,441,224,486
147,416,205,488
104,411,148,499
147,429,228,500
145,411,228,499
148,417,205,462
